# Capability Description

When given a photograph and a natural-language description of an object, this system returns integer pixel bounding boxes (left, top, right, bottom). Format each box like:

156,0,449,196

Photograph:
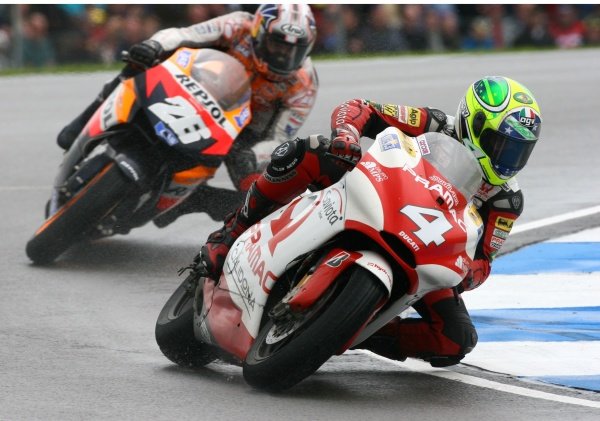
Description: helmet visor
256,36,310,75
479,127,537,177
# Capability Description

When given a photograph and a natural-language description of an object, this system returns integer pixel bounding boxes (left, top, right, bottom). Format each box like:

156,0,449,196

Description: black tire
155,275,217,368
243,266,386,392
26,163,135,264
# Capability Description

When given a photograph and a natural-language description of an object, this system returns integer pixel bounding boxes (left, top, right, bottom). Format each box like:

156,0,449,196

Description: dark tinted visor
256,36,310,75
479,128,537,177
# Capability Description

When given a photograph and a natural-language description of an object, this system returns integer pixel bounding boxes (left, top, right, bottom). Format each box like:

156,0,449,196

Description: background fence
1,4,599,69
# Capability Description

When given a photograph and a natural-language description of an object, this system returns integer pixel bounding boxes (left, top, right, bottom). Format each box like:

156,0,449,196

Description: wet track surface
2,49,600,420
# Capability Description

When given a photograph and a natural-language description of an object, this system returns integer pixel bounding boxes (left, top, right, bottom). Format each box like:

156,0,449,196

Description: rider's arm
270,58,319,141
330,99,449,141
461,178,525,292
149,11,252,54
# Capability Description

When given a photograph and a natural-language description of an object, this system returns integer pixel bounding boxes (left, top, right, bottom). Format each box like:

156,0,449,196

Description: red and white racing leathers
151,11,319,191
244,99,524,366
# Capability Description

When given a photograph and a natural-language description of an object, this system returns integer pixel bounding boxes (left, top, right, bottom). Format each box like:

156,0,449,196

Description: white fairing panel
222,183,347,338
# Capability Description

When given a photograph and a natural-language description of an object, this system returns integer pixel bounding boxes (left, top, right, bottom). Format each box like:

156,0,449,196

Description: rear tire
243,266,386,392
26,163,134,264
155,275,217,368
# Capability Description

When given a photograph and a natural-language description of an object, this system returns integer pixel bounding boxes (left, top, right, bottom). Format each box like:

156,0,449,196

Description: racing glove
329,133,361,168
125,40,164,69
458,258,490,293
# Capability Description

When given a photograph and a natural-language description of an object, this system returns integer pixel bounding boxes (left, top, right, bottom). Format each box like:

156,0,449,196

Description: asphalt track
1,49,600,420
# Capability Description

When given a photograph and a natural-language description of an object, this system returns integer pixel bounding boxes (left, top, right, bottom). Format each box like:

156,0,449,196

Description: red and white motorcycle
156,128,484,391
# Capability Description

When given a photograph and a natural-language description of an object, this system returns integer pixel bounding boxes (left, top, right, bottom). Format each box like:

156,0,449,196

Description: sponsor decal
495,216,515,231
399,105,408,123
360,161,388,182
176,50,192,68
468,202,483,225
416,135,431,156
408,107,421,127
400,136,417,157
264,169,297,184
459,99,470,118
319,189,343,225
518,107,538,128
511,194,522,210
493,228,509,239
513,91,533,104
455,255,470,276
281,23,305,37
326,251,350,267
490,236,505,250
379,132,401,151
174,74,226,126
154,121,178,146
399,230,420,251
334,101,353,126
383,104,399,119
401,164,466,232
234,106,251,128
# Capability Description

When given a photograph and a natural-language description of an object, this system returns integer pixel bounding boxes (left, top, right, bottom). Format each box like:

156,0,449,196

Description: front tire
243,266,386,392
155,275,217,368
26,163,134,264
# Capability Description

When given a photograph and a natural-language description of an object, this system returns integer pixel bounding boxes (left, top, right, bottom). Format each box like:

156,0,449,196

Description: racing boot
200,182,278,279
352,317,407,362
56,97,104,150
153,185,246,227
57,72,127,150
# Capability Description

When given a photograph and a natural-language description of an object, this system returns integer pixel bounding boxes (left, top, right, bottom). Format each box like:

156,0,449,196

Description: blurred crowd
1,4,600,69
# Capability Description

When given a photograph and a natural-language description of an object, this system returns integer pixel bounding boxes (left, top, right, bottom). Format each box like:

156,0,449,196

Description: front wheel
155,274,217,368
243,266,386,392
26,163,135,264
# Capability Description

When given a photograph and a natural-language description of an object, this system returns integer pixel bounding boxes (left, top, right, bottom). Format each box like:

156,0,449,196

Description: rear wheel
155,275,217,368
243,266,386,392
26,163,134,264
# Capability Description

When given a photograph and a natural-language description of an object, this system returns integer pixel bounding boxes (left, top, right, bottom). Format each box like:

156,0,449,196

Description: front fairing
139,48,252,158
345,128,483,297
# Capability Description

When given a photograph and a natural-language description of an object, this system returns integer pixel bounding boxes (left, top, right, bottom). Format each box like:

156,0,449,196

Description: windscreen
419,132,483,201
189,49,251,111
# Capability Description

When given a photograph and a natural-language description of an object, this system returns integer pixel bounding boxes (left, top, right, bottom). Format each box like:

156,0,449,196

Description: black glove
125,40,164,69
329,134,362,168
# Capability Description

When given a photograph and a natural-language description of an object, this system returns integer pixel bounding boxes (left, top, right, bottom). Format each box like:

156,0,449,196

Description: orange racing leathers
150,11,319,191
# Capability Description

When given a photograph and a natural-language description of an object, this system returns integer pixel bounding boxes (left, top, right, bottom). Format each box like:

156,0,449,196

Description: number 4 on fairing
148,96,210,144
400,204,452,246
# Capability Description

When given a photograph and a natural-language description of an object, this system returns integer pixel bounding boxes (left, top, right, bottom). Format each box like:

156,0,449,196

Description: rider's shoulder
476,177,521,202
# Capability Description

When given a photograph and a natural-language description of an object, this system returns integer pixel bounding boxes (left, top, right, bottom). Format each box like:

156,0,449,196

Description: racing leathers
57,11,318,223
201,98,524,367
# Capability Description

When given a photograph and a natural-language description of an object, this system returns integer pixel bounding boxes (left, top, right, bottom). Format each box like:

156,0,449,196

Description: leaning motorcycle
26,48,252,264
156,128,484,391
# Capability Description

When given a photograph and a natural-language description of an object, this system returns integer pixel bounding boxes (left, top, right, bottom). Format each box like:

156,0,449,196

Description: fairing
197,127,484,360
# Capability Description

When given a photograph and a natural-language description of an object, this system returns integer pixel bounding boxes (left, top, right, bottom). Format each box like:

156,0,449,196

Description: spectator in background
476,5,519,48
462,17,494,50
582,5,600,46
424,5,461,51
514,5,554,48
22,12,55,67
400,4,427,51
361,4,405,53
550,5,585,48
584,15,600,45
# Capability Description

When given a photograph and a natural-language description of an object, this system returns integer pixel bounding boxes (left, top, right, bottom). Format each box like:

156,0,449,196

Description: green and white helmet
455,76,542,186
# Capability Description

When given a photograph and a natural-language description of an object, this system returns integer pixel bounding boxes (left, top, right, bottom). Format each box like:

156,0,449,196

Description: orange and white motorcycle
26,48,252,264
156,128,484,391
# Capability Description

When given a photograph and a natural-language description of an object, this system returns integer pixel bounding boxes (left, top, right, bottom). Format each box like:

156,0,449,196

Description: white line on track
512,205,600,234
360,351,600,409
